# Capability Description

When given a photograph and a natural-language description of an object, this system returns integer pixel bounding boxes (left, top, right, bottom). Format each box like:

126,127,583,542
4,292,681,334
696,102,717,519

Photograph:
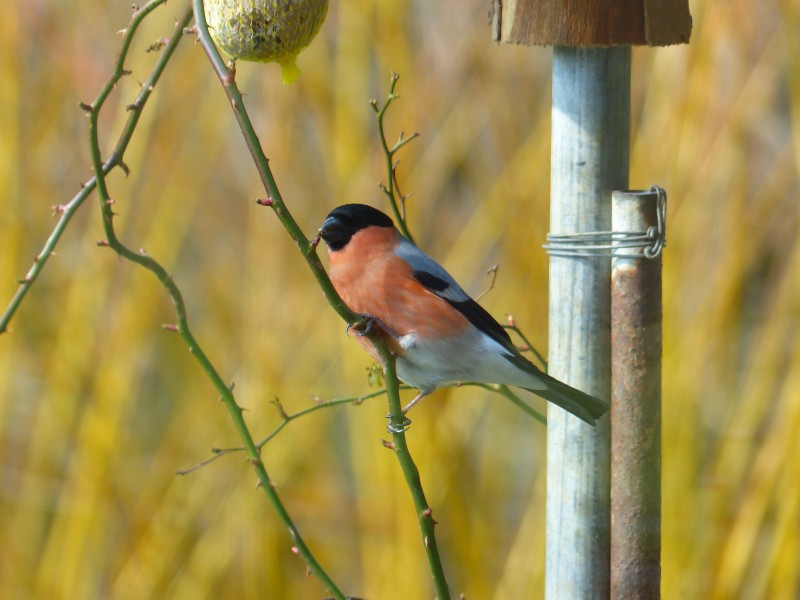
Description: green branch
188,4,353,599
191,1,451,596
190,2,358,328
376,346,451,600
43,2,350,599
1,0,177,334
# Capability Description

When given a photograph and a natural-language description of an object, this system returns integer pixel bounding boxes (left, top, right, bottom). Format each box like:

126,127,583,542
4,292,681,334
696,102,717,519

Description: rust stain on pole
611,190,662,599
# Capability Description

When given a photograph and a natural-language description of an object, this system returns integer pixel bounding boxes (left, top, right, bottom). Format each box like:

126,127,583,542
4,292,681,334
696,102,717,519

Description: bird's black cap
319,204,395,251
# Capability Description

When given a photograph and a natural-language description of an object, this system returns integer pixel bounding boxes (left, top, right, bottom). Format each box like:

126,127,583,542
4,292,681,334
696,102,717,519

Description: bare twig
371,71,420,243
474,264,499,302
504,315,548,372
471,384,547,425
176,387,412,475
176,373,550,476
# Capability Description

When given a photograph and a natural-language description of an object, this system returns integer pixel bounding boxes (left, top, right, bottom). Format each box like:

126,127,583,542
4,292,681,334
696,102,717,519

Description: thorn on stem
96,240,109,247
224,59,237,83
51,204,67,217
79,101,93,113
255,197,273,207
161,323,179,332
146,38,168,53
380,439,395,450
118,161,131,177
271,397,289,421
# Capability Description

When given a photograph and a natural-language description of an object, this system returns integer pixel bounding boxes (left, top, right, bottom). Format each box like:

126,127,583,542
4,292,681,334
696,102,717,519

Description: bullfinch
319,203,608,426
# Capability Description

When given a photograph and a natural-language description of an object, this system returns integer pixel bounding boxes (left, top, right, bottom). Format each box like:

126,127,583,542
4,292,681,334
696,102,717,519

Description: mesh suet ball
204,0,328,84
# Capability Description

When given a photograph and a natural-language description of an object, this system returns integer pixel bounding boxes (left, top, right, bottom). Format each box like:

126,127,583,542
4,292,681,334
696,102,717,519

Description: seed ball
204,0,328,84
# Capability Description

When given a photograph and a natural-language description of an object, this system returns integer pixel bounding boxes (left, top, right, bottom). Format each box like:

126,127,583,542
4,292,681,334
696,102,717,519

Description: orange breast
327,228,470,354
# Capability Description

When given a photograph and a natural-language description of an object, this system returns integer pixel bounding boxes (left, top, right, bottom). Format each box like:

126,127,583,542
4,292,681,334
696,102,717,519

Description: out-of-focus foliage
0,1,797,598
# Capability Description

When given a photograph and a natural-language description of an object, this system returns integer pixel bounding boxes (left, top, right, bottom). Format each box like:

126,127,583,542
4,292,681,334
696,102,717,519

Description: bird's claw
347,314,399,340
386,413,412,434
345,314,376,337
353,319,373,337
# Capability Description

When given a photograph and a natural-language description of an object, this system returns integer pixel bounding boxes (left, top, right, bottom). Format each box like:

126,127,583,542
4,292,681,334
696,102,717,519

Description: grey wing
394,238,520,354
394,238,471,302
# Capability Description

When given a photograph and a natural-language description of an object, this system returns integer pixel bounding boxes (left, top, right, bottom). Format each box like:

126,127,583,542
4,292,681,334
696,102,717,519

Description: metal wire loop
543,185,667,259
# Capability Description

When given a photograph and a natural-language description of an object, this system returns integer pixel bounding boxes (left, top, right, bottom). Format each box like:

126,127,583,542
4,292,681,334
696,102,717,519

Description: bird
318,203,608,426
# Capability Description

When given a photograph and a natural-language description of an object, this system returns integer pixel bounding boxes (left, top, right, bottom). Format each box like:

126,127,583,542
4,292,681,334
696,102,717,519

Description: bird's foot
386,413,412,434
383,390,430,434
346,314,399,341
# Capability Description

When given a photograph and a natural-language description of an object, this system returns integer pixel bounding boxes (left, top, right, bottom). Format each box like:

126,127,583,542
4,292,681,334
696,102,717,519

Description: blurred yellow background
1,1,798,598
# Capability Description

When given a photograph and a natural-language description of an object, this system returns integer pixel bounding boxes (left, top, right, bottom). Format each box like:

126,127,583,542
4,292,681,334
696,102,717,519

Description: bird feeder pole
492,1,690,598
545,46,628,598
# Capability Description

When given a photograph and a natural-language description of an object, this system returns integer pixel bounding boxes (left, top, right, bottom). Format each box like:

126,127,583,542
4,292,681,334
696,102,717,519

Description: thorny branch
0,0,175,334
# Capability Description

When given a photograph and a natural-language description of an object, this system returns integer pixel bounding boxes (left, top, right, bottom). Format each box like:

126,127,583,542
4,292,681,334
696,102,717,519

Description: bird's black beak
319,216,350,251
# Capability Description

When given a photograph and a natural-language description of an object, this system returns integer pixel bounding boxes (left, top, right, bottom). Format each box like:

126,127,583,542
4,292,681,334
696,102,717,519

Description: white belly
394,328,546,393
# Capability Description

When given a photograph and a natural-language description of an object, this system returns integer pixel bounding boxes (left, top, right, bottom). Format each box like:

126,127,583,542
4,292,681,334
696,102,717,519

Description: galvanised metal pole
546,46,630,599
